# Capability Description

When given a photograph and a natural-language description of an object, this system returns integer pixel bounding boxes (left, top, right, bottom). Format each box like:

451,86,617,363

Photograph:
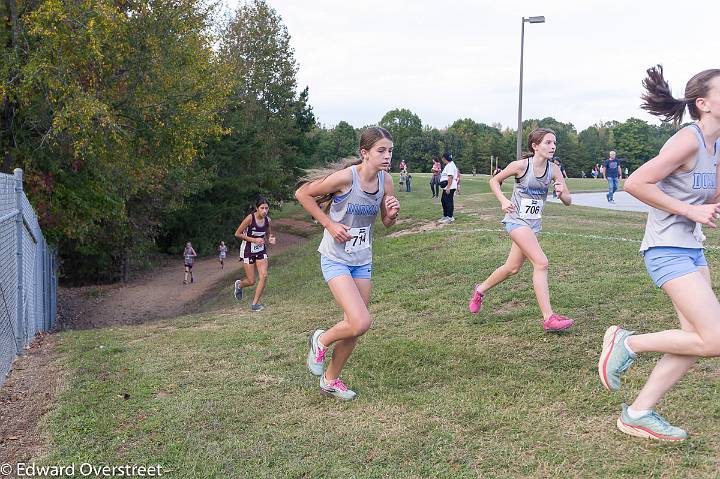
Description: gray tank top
503,157,552,233
640,125,720,252
318,165,385,265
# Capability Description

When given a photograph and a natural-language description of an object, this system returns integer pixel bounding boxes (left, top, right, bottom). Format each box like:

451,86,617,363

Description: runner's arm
625,129,720,226
381,172,399,227
234,215,259,243
267,218,276,244
295,169,353,242
714,156,720,203
489,160,523,210
552,164,572,206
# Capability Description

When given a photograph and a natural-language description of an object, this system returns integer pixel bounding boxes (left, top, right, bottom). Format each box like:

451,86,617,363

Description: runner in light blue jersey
295,127,400,400
600,65,720,441
182,242,197,285
467,128,575,333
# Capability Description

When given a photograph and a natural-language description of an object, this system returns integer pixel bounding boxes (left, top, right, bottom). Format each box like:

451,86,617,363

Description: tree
578,122,614,171
379,108,422,167
311,121,357,165
2,0,230,281
159,0,313,255
447,119,502,174
400,129,444,172
613,118,658,171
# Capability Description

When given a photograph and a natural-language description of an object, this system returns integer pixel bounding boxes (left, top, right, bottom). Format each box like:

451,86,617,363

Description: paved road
548,191,649,213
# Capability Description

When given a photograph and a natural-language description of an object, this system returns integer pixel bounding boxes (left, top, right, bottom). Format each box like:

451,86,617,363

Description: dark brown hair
641,65,720,124
523,128,556,158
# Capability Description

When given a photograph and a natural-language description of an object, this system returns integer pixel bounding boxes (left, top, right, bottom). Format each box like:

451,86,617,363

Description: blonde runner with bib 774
295,126,400,401
467,127,575,333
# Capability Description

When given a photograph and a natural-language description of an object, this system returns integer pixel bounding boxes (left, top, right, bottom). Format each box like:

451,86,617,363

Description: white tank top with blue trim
502,157,552,233
317,165,385,266
640,124,720,251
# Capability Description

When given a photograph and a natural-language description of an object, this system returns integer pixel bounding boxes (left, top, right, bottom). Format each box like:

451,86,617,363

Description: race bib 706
519,198,543,219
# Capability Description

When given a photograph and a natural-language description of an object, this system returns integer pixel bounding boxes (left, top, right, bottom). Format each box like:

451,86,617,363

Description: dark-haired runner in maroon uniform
233,198,275,311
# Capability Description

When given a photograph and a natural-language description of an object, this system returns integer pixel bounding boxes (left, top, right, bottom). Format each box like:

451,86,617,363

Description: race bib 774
345,226,371,253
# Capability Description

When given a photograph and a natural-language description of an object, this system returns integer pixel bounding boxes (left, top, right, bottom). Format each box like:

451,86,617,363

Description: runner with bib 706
467,128,575,333
295,126,400,400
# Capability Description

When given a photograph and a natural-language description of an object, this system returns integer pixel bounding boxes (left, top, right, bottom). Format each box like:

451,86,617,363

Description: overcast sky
224,0,718,132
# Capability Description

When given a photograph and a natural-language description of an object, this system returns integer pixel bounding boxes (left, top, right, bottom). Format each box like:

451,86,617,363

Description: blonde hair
298,126,393,210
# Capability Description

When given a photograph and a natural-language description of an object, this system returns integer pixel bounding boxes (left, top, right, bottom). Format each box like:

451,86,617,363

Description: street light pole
517,16,545,162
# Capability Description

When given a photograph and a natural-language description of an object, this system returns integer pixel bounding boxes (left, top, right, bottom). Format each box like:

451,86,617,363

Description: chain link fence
0,168,57,386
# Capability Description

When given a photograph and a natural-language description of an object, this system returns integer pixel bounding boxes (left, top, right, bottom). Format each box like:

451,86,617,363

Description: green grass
43,177,720,477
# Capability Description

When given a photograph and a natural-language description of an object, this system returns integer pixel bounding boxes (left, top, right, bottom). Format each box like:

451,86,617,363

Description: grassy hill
45,175,720,477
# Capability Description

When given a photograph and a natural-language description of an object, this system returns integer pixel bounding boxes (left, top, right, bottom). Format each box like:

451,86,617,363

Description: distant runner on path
218,241,227,270
183,242,197,285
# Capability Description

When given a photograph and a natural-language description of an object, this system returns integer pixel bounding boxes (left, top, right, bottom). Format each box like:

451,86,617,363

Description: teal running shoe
617,404,688,441
306,329,327,377
320,375,357,401
599,325,636,391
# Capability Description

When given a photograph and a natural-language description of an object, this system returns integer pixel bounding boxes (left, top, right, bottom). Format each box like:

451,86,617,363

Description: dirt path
59,229,307,330
0,221,312,469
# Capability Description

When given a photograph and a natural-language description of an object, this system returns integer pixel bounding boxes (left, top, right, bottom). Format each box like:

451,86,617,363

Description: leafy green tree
400,128,444,172
2,0,230,281
379,108,422,167
311,121,357,165
447,119,503,174
578,122,615,172
613,118,658,171
159,0,313,255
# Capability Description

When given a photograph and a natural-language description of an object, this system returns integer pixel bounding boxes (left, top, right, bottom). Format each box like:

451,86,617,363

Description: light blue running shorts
320,255,372,282
642,246,707,287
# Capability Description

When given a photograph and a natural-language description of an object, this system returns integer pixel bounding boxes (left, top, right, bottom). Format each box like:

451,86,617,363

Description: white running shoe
320,375,357,401
306,329,327,376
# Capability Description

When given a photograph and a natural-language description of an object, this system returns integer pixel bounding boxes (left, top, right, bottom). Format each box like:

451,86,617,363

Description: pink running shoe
468,285,485,314
320,375,357,400
543,314,574,332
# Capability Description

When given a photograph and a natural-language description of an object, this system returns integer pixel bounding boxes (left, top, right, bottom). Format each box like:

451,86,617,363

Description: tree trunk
121,248,130,283
1,0,19,171
5,0,18,49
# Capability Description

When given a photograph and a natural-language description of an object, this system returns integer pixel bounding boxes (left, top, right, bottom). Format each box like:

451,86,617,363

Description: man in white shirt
438,153,458,223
